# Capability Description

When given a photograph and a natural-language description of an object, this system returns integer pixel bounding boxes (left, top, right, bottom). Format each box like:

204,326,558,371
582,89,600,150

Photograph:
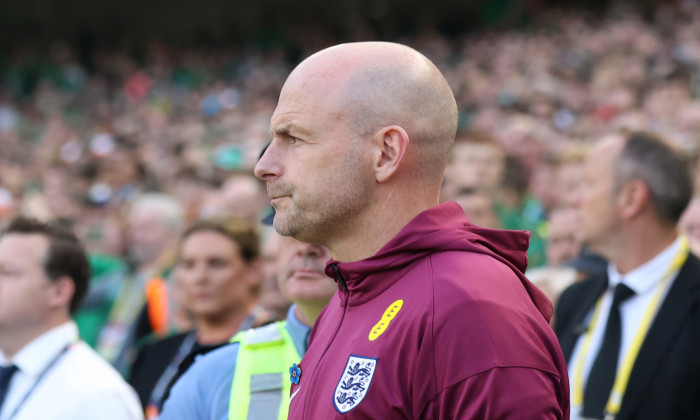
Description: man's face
454,192,499,229
555,161,586,208
0,234,54,332
254,71,373,244
577,137,624,254
446,142,504,191
127,207,174,266
175,230,258,320
276,236,336,306
546,208,581,266
258,230,291,318
679,197,700,256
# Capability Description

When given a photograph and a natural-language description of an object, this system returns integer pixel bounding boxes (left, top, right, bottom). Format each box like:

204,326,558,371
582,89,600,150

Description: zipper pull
330,263,348,291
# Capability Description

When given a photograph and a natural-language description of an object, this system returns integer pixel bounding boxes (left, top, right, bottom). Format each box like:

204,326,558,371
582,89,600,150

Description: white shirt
0,321,143,420
568,236,684,420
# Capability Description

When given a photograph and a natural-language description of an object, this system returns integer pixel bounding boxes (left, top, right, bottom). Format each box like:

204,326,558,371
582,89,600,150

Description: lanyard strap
573,237,689,418
6,342,75,420
147,330,198,413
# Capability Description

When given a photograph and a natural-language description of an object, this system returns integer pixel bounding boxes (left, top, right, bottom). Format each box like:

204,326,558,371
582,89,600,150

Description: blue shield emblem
333,355,378,413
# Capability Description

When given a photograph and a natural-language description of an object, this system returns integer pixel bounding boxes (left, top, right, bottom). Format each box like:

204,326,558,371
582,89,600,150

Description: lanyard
573,238,689,419
5,342,75,420
145,330,198,419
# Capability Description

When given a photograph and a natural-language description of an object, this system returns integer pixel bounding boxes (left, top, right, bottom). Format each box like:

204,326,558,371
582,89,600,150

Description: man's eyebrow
272,124,292,136
271,123,312,138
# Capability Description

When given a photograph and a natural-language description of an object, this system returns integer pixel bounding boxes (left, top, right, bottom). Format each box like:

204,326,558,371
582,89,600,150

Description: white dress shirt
0,321,143,420
568,236,684,420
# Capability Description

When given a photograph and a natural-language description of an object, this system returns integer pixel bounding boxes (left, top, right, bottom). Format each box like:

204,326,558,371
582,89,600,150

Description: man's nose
254,141,282,181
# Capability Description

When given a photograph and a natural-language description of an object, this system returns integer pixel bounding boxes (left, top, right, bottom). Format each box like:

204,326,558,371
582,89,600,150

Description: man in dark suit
555,130,699,420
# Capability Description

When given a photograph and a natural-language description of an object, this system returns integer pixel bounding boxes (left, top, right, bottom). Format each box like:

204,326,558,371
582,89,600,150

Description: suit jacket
555,253,700,420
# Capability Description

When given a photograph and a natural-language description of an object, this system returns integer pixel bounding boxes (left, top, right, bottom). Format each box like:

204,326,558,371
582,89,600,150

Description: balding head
283,42,458,183
256,42,458,259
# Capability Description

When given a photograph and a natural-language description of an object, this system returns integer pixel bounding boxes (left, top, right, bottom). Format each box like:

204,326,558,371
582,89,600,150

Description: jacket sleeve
418,366,567,420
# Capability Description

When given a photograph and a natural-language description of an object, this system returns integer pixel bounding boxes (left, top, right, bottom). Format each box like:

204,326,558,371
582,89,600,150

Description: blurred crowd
2,2,700,414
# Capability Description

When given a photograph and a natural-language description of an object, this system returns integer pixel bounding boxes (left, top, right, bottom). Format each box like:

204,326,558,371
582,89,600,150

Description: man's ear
619,179,649,220
372,126,409,183
48,276,75,310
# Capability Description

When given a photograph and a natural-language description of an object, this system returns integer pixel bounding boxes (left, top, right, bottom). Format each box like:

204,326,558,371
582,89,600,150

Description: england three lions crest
333,355,378,413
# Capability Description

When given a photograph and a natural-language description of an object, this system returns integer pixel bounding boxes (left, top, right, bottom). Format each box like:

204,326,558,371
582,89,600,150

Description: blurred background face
258,229,291,319
546,207,581,266
276,236,336,306
0,234,54,331
555,160,586,208
576,137,624,255
219,175,269,222
679,196,700,256
454,190,499,228
176,230,259,321
446,141,504,192
127,207,175,267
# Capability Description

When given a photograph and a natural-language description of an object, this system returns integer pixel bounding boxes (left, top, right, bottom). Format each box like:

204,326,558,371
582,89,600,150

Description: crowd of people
1,5,700,265
0,2,699,419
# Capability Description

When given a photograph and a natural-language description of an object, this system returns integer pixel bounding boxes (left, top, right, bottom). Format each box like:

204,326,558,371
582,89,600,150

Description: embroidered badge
333,355,378,413
369,299,404,341
289,363,301,384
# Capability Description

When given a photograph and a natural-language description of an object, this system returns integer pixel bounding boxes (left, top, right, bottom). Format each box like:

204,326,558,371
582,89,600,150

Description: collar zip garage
330,263,348,291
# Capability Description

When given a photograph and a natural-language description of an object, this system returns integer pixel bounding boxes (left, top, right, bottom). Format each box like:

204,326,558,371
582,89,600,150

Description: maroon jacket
288,202,569,419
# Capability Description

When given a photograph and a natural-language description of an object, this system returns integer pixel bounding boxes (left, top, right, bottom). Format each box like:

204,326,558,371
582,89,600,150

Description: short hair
614,131,693,223
180,216,261,295
129,193,184,229
555,142,590,166
4,217,90,314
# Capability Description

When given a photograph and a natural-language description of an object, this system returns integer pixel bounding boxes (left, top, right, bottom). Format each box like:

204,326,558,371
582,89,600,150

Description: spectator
546,206,582,267
442,131,505,201
526,206,582,312
0,217,143,420
217,173,270,223
679,195,700,256
555,131,697,420
257,224,292,321
159,235,336,420
452,187,500,229
96,193,185,375
497,154,548,267
129,215,265,418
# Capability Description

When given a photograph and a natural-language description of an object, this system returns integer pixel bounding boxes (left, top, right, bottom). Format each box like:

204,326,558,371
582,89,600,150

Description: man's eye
290,137,299,144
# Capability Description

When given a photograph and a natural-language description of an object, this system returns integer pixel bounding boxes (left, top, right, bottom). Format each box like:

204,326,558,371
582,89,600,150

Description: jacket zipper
302,263,349,418
331,263,348,291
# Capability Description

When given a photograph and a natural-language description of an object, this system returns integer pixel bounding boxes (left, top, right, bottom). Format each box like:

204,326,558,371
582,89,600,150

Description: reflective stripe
250,373,284,392
229,321,300,420
247,374,285,420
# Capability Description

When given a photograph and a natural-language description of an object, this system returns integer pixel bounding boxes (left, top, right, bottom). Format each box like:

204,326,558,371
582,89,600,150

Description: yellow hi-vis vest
228,321,301,420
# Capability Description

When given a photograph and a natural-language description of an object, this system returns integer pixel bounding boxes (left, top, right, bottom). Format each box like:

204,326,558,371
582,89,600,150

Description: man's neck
0,318,68,361
609,226,678,275
328,189,438,262
294,303,326,327
196,308,252,345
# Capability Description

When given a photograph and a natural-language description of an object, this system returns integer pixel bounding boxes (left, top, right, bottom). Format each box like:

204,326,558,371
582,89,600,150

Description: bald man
255,42,569,419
